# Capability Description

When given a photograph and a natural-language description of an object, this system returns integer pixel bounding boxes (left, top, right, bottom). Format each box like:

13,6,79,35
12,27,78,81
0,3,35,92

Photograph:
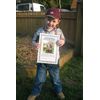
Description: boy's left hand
56,39,65,47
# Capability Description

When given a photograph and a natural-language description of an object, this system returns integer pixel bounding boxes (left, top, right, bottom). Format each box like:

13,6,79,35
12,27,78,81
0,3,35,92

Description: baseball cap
46,8,61,19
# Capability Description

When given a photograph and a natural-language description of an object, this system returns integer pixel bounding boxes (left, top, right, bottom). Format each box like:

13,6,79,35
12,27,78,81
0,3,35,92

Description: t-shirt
32,27,65,60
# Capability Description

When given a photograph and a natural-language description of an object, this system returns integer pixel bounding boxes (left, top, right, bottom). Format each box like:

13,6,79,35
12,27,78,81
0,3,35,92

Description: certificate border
37,33,60,64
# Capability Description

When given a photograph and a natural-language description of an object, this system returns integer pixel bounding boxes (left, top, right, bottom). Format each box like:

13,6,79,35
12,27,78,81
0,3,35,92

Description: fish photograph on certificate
37,33,60,64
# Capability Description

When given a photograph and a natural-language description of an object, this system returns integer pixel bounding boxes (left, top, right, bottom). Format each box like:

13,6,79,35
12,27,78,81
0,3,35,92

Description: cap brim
46,15,55,19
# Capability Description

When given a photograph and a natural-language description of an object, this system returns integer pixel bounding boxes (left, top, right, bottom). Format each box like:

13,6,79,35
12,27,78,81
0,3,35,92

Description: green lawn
16,57,83,100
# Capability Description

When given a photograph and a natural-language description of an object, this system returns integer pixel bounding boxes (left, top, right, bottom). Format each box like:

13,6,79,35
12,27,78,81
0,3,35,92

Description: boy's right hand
34,43,40,50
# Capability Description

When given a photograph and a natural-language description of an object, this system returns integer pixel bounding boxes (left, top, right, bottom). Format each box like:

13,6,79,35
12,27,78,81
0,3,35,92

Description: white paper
37,33,60,64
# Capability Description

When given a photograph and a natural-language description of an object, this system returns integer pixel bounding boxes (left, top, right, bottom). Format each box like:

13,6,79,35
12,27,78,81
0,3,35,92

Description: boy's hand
56,39,65,47
34,43,40,50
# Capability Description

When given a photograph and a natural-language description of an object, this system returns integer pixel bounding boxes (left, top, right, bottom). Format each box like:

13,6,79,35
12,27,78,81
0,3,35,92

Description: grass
16,57,83,100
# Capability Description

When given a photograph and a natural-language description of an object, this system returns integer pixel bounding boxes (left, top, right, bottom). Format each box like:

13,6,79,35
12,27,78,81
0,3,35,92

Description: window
18,4,29,11
40,6,46,12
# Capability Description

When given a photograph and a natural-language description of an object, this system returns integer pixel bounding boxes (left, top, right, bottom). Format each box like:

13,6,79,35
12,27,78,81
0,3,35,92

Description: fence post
74,0,83,56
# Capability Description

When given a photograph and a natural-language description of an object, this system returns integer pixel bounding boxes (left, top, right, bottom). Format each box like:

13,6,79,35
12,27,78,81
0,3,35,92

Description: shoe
57,92,65,100
27,95,37,100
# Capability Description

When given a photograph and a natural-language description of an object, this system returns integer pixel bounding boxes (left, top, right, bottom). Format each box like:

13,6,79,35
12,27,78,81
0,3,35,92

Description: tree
16,0,73,9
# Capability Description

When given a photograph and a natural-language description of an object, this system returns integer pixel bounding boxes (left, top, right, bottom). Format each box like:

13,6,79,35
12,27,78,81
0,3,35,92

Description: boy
28,8,65,100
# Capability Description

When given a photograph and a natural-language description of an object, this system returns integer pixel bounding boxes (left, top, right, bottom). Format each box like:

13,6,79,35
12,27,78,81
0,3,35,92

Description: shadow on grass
16,63,34,100
16,63,59,100
60,57,83,100
16,57,83,100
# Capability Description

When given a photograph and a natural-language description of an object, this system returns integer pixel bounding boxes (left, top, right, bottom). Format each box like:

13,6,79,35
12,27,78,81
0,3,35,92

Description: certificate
37,33,60,64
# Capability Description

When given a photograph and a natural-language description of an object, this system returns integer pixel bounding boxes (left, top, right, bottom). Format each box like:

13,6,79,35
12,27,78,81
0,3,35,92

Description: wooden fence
16,12,77,45
16,3,83,55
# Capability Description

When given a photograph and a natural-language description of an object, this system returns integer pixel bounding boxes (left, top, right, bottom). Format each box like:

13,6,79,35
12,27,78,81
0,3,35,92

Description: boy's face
45,16,60,30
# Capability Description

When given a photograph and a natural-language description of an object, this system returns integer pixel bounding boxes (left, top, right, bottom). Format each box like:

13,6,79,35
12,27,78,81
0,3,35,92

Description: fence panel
16,12,77,46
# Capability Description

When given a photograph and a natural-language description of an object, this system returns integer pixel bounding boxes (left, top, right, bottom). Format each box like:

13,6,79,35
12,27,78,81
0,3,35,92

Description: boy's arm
32,32,40,50
56,28,65,47
56,37,65,47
